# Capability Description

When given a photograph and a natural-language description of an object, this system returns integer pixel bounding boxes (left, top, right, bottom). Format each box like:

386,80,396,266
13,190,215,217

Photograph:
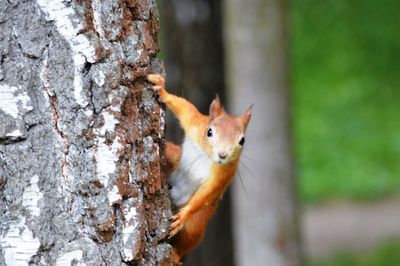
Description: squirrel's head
203,96,253,164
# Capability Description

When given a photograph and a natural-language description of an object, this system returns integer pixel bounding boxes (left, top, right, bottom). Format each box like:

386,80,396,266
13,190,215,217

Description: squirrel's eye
207,128,213,137
239,137,245,145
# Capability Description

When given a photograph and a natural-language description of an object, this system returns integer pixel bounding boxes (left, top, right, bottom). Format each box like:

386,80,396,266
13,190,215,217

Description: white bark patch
137,48,143,58
38,48,53,119
92,70,105,87
39,48,51,91
22,175,43,217
159,107,166,138
96,141,122,188
56,249,85,266
94,111,122,187
36,0,97,107
91,0,105,38
122,204,140,261
0,84,33,119
6,129,23,138
98,112,118,135
108,185,122,206
0,218,41,265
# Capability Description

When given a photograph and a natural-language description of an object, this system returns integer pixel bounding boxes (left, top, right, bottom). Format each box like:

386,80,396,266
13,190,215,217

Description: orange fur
147,74,252,263
171,202,218,259
164,142,182,175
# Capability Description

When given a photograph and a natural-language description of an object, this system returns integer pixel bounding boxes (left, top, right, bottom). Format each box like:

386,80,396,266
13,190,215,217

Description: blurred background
158,0,400,265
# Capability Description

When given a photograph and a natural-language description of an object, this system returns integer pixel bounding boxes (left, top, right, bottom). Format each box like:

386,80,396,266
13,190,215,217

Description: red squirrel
147,74,252,263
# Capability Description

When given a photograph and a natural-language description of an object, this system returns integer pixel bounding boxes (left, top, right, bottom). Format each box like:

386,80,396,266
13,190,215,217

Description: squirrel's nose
218,153,227,160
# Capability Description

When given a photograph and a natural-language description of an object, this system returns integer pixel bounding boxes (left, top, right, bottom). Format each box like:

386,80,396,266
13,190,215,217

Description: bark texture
0,0,172,265
161,1,233,265
224,0,303,265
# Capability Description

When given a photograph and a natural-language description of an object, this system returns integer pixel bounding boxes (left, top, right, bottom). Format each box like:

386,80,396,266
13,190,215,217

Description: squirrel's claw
169,222,183,238
169,213,181,222
147,74,167,103
168,212,186,238
151,86,166,103
147,74,165,86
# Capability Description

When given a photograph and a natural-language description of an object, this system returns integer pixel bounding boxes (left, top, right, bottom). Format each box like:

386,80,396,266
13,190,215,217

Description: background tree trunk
224,0,303,265
160,1,234,265
0,0,173,265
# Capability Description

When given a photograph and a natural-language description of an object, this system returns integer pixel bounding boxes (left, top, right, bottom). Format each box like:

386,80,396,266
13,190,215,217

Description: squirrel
147,74,252,263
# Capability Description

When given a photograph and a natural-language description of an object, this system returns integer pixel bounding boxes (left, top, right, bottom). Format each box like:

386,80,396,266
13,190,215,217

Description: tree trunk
160,0,226,138
0,0,172,265
160,1,234,265
224,0,303,265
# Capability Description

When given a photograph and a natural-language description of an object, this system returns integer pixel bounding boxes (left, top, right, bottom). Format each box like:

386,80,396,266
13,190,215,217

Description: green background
290,0,400,203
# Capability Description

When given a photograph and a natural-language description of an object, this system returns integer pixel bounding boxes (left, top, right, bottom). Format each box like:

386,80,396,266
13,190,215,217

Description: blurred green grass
307,240,400,266
290,0,400,203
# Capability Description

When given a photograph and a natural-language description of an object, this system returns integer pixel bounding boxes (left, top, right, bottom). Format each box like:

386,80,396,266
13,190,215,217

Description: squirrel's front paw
168,210,188,238
147,74,165,87
147,74,167,102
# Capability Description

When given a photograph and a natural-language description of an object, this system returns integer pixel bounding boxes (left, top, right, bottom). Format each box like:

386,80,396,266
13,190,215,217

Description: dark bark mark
44,92,71,179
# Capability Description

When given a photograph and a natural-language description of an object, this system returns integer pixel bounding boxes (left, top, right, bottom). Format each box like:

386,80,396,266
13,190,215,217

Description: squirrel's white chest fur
169,138,212,207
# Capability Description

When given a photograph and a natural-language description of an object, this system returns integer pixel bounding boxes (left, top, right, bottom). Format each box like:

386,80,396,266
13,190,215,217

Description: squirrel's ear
240,104,253,128
209,95,224,119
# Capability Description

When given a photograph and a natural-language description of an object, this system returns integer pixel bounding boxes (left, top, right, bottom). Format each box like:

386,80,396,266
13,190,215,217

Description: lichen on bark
0,0,172,265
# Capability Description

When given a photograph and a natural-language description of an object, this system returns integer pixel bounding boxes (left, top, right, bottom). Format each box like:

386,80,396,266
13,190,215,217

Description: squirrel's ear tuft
209,95,224,119
240,104,253,128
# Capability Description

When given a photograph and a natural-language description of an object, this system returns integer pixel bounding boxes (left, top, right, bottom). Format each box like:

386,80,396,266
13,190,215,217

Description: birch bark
0,0,172,265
